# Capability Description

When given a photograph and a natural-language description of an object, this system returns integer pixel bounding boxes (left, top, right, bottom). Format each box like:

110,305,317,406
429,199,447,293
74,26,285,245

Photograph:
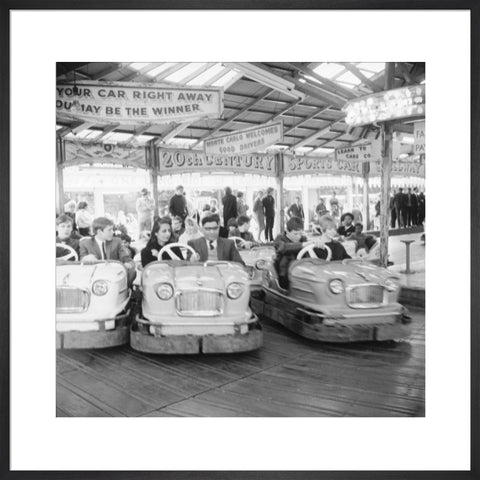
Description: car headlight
156,283,174,300
384,278,400,292
328,279,345,294
256,259,267,270
92,280,109,296
227,282,244,299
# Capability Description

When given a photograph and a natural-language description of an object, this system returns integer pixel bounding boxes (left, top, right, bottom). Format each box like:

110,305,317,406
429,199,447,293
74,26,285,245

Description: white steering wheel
296,243,332,261
229,236,248,248
56,243,78,262
158,242,197,261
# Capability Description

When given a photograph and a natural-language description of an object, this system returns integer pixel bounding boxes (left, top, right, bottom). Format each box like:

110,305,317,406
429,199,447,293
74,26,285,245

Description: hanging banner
284,155,364,176
204,120,283,156
158,148,277,176
56,81,224,125
370,159,425,178
335,140,381,162
414,121,425,156
64,140,147,168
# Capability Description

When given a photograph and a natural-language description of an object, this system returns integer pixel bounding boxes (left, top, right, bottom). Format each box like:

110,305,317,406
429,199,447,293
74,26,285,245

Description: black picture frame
1,2,478,479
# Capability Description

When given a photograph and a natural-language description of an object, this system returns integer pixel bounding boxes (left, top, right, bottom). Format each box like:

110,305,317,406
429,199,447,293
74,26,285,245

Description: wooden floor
57,309,425,417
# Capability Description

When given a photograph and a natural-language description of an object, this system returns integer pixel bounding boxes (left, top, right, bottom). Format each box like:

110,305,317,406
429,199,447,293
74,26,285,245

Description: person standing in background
329,191,340,221
64,200,78,233
253,190,265,242
315,198,328,218
394,188,406,229
389,190,397,228
222,186,237,229
76,201,94,236
412,187,420,225
168,185,188,220
262,187,275,242
136,188,155,236
236,191,249,216
287,196,305,221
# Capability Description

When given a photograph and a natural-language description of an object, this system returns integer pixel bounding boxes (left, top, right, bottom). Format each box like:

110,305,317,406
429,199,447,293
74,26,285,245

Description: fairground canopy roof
56,62,425,157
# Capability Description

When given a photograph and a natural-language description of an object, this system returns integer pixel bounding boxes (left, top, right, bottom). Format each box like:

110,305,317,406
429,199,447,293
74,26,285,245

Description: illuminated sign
343,84,425,127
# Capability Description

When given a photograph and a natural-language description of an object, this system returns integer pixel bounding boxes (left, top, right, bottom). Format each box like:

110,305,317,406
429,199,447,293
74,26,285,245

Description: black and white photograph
55,61,426,418
6,7,475,476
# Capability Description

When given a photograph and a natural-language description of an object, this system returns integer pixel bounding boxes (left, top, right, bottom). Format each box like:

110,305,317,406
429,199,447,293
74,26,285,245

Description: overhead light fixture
225,63,305,100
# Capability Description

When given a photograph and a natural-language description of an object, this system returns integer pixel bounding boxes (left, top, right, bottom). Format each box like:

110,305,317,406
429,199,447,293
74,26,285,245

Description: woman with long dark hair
141,217,183,267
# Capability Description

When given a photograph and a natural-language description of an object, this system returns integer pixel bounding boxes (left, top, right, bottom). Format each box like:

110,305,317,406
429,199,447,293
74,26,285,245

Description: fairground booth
56,62,425,265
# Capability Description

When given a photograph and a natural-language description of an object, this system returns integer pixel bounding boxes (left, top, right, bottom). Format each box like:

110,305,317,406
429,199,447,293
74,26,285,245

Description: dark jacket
141,241,183,267
187,237,245,265
273,233,308,286
222,193,237,225
287,203,304,220
337,224,355,237
79,237,132,263
169,194,188,219
262,195,275,218
56,235,80,258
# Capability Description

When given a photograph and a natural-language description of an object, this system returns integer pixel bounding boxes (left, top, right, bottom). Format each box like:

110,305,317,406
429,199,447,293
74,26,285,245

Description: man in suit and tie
79,217,137,286
188,214,245,265
287,196,305,221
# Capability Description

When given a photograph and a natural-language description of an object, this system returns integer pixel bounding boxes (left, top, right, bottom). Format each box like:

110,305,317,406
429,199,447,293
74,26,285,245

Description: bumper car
251,243,411,343
229,237,275,292
56,252,132,349
130,243,262,354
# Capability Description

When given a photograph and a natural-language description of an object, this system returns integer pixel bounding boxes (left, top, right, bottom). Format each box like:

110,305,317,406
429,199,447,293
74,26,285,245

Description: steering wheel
229,236,248,249
56,243,78,262
158,242,197,261
296,243,332,261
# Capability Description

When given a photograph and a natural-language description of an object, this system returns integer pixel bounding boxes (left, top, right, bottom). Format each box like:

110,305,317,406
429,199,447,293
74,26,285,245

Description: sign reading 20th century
56,81,224,124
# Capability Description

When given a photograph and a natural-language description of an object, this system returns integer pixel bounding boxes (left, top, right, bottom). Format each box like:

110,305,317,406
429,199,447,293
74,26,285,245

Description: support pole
362,164,370,230
148,143,159,218
379,123,393,267
379,62,395,268
277,153,285,234
56,136,65,215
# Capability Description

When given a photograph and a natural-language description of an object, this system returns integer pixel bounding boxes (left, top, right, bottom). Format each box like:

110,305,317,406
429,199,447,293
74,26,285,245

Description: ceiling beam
56,121,85,138
291,120,343,149
71,122,96,135
122,123,153,145
91,63,125,81
159,122,192,144
288,78,348,108
340,63,383,92
283,106,334,136
288,62,359,100
152,63,189,82
56,63,91,78
190,88,273,148
88,123,120,143
180,63,217,84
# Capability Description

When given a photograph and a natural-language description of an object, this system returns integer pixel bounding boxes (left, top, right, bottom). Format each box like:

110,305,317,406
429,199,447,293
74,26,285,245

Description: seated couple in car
274,215,351,289
140,214,245,267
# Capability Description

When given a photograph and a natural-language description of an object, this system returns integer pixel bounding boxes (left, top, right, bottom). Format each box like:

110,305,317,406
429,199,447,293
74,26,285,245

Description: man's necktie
209,241,214,250
102,242,107,260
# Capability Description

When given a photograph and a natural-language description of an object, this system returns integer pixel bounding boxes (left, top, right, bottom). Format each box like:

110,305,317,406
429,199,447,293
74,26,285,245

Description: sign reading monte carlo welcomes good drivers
56,81,224,124
158,148,277,176
204,121,283,156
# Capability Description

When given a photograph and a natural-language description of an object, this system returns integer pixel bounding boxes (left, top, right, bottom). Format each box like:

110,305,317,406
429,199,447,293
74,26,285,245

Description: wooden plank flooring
57,308,425,417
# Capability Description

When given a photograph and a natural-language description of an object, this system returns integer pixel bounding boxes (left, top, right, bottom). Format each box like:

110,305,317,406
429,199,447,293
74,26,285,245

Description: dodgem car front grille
56,286,90,313
176,290,223,316
346,284,385,309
